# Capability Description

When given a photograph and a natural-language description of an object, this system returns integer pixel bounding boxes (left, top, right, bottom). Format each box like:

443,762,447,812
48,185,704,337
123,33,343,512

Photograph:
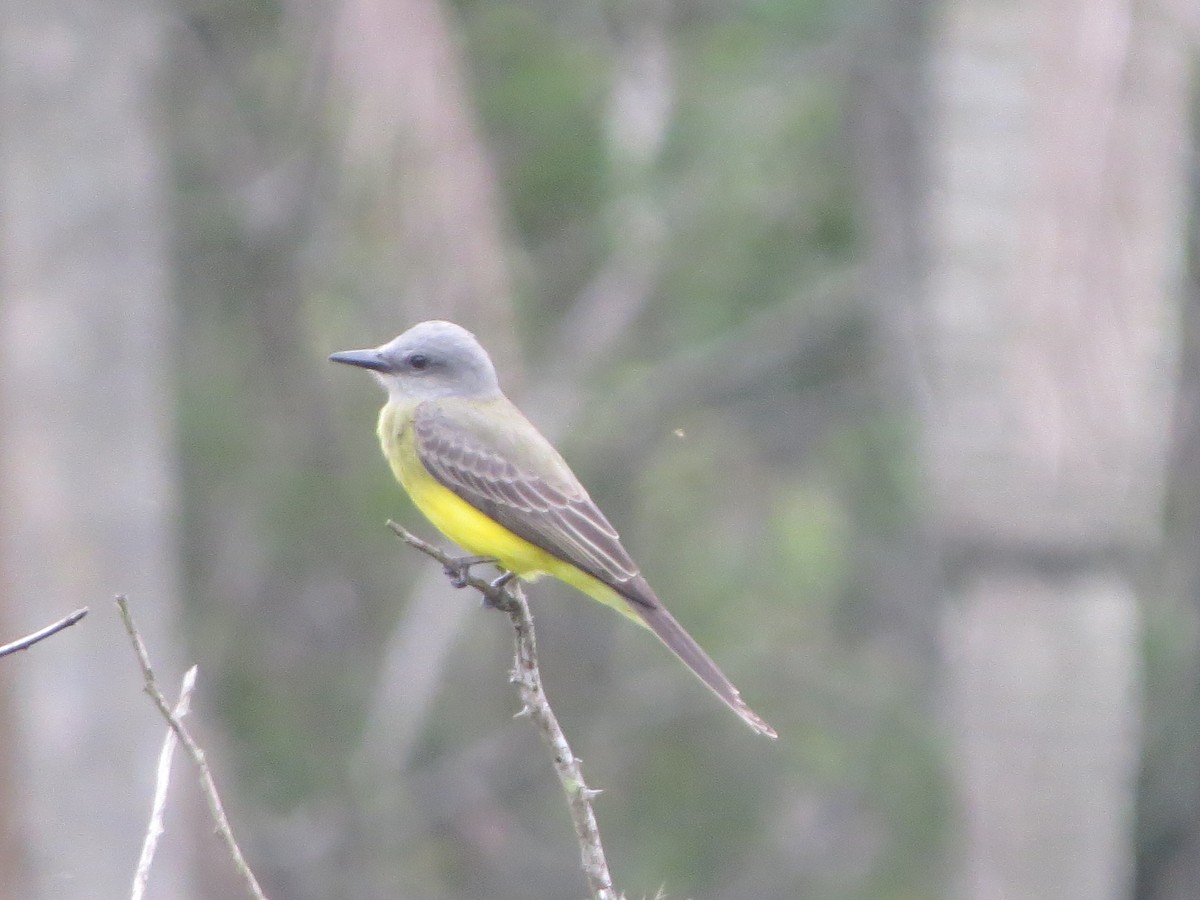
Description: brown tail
621,578,777,738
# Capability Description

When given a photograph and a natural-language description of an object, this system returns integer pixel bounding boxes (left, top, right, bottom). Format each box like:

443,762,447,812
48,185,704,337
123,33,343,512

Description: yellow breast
376,401,552,577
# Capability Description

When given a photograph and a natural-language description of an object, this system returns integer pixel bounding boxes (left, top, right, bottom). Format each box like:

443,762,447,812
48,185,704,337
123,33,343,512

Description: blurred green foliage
168,0,948,896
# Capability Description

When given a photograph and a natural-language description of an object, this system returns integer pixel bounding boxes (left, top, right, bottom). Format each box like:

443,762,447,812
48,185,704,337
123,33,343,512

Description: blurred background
0,0,1197,898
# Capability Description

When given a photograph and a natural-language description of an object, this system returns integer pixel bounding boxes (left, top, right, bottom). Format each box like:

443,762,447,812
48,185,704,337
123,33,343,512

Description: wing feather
412,400,778,737
413,401,644,593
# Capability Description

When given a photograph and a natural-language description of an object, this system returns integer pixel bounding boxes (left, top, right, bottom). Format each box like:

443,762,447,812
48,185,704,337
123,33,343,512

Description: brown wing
414,399,778,738
413,400,652,607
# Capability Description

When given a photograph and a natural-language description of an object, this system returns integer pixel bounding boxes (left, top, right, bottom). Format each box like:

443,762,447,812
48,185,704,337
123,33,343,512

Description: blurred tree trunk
0,0,192,897
329,0,520,895
333,0,517,366
0,675,24,895
923,3,1187,899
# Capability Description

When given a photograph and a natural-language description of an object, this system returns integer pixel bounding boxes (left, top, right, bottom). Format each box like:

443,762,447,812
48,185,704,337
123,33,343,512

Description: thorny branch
387,520,620,900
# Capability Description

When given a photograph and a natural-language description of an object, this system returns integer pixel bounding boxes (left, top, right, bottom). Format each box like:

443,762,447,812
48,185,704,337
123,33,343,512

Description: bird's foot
443,555,499,588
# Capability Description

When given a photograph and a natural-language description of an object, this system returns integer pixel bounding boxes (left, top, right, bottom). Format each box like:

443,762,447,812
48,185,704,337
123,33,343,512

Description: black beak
329,348,392,372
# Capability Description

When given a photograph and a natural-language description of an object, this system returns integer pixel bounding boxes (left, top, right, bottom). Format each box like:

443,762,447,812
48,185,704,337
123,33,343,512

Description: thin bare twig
116,595,269,900
131,665,197,900
0,607,88,659
386,521,620,900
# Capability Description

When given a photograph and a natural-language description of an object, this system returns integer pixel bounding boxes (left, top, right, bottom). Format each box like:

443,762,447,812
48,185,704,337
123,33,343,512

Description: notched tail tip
738,705,778,739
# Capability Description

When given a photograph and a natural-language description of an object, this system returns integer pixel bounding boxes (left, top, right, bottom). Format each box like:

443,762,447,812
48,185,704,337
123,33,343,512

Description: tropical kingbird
331,320,776,738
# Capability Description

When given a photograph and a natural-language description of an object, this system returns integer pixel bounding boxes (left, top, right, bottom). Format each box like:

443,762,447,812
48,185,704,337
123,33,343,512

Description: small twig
131,665,197,900
116,595,269,900
387,521,620,900
0,607,88,659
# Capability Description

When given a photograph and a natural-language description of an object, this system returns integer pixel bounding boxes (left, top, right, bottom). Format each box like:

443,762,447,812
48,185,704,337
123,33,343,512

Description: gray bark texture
0,0,192,896
924,2,1188,898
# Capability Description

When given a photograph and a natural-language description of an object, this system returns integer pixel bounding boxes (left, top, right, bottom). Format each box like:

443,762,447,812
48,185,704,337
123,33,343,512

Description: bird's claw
480,570,517,608
443,555,498,588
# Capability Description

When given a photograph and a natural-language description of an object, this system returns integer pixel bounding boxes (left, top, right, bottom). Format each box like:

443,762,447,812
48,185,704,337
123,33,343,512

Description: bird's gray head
329,320,501,401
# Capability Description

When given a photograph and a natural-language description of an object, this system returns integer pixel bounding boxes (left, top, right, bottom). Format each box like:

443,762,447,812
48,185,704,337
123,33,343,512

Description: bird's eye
408,353,430,371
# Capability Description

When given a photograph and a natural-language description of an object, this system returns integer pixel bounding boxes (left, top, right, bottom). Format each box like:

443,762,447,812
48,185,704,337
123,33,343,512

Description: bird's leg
479,571,518,609
443,555,499,588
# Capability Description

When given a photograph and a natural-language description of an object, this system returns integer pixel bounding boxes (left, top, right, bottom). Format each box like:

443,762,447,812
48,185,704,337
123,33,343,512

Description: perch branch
116,595,269,900
0,607,88,659
387,521,620,900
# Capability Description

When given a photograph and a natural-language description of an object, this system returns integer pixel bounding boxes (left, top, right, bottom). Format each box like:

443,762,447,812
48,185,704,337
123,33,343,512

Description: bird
330,320,776,738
